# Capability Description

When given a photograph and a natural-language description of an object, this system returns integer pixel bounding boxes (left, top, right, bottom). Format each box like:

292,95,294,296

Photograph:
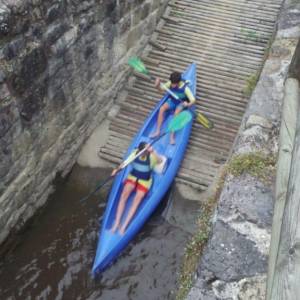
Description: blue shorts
166,98,184,111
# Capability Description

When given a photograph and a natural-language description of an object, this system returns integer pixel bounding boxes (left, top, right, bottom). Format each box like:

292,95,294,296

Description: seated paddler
150,71,196,145
111,142,162,235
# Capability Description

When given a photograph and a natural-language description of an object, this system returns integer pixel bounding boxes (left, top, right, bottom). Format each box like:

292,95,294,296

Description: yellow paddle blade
196,112,214,129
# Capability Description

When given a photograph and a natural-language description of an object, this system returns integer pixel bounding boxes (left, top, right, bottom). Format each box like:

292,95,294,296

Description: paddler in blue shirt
150,71,196,144
111,142,162,235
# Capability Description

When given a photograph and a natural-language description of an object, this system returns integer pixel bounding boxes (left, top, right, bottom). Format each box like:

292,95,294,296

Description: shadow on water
0,164,196,300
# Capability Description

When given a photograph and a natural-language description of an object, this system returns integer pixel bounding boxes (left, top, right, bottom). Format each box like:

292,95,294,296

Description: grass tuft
226,152,276,182
243,73,259,97
176,200,213,300
241,28,260,41
176,170,226,300
176,152,276,299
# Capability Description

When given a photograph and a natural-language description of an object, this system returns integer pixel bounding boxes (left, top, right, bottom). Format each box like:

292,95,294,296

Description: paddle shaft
147,73,213,129
80,176,113,202
117,131,169,170
80,131,169,203
147,75,182,101
159,80,213,129
158,80,212,128
80,109,192,203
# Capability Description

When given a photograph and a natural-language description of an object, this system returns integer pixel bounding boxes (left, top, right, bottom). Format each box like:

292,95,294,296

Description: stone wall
187,0,300,298
0,0,169,245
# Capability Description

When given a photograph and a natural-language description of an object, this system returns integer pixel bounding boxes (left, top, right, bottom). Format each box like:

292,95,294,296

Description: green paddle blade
167,110,193,133
128,57,149,75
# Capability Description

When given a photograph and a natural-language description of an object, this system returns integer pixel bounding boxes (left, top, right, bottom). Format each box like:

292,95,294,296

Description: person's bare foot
150,130,160,139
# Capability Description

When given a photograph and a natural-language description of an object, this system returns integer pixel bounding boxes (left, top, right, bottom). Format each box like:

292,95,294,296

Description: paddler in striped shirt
111,142,162,235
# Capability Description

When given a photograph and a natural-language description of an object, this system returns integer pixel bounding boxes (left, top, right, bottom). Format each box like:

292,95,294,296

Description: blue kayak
92,63,197,275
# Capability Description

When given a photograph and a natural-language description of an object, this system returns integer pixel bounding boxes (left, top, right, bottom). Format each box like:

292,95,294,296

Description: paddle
128,57,214,129
195,111,214,129
128,57,179,99
80,110,193,203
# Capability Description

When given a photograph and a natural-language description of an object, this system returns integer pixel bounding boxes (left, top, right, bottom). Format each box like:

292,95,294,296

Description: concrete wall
0,0,169,245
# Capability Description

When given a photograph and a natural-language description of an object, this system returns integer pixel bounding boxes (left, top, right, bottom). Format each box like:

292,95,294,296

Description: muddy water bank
0,164,200,300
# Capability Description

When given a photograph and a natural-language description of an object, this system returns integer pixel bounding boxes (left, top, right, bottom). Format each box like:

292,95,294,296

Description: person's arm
148,146,163,167
111,151,136,176
155,78,171,93
183,86,196,107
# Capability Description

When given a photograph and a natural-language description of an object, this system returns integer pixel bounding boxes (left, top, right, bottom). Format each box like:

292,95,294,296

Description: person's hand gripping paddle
80,110,193,203
128,57,214,129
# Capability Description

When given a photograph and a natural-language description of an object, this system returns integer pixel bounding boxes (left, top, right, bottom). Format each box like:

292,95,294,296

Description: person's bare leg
111,182,135,233
150,103,169,138
170,107,182,145
119,190,146,235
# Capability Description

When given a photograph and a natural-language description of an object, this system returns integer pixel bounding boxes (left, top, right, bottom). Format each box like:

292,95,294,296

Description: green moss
241,28,259,41
176,152,276,299
176,153,276,299
243,73,259,97
172,11,184,18
176,203,212,300
226,152,276,182
263,37,274,61
176,171,226,300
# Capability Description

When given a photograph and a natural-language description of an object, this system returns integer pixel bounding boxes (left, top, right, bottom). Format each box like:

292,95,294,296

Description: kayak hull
92,63,197,275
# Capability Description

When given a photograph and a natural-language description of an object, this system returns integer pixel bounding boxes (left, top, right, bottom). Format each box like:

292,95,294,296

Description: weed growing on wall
176,169,226,300
226,152,276,182
243,73,259,97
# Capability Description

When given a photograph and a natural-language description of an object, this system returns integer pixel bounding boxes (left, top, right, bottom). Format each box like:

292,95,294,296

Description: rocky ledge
187,0,300,298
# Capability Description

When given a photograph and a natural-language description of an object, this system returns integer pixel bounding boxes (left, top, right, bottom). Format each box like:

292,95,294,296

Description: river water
0,165,198,300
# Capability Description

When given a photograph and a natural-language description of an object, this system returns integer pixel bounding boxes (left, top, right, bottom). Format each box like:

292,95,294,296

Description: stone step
106,121,233,156
157,35,266,58
166,11,275,38
127,90,246,121
174,177,208,190
121,98,243,124
111,112,239,137
104,130,232,162
166,9,277,28
170,3,279,25
172,0,282,12
134,80,246,105
133,72,246,101
150,43,263,68
149,51,262,80
99,0,280,190
151,38,263,70
154,30,267,63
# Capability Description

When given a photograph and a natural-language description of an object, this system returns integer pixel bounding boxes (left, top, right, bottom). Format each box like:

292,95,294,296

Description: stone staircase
99,0,282,190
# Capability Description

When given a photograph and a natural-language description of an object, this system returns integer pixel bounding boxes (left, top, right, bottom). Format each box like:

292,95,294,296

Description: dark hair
138,142,147,151
170,72,182,84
